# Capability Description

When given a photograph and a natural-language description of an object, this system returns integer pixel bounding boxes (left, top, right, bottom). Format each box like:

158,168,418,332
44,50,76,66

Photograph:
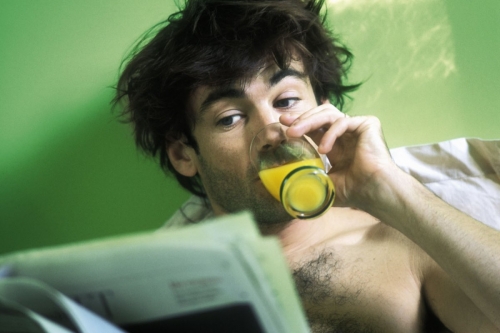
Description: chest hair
292,250,378,333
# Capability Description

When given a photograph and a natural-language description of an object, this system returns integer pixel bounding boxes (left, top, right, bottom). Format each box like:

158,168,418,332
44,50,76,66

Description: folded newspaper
0,212,310,333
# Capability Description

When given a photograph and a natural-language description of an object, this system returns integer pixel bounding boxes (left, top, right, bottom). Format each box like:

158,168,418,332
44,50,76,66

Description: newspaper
0,212,310,333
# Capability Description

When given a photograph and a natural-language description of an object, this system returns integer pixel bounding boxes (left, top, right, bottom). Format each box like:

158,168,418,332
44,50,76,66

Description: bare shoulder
421,250,500,332
354,213,498,332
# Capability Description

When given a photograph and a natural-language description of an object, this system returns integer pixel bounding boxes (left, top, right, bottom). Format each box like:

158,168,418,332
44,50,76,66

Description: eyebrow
199,86,245,115
198,68,308,115
268,68,307,87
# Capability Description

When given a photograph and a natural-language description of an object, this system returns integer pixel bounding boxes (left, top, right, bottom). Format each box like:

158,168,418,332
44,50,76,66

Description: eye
217,114,243,127
274,97,300,109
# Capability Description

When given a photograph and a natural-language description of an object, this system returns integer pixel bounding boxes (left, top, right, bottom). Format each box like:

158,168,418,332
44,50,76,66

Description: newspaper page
0,212,309,333
199,213,310,332
0,278,125,333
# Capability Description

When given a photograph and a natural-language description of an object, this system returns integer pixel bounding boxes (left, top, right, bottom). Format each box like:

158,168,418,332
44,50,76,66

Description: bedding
391,138,500,230
163,138,500,230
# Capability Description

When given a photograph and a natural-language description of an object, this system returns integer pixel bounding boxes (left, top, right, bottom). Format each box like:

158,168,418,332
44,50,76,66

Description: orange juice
258,158,325,202
285,173,327,212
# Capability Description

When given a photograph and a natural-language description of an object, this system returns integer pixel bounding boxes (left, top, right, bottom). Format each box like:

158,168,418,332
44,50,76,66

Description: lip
251,171,261,182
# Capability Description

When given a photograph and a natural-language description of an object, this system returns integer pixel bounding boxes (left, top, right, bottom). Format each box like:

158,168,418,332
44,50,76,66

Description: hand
280,102,398,209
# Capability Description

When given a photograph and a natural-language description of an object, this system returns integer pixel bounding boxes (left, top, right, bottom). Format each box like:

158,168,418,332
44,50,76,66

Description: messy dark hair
114,0,359,197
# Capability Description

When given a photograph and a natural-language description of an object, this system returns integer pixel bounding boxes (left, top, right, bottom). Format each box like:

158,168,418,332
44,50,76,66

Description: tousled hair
113,0,360,197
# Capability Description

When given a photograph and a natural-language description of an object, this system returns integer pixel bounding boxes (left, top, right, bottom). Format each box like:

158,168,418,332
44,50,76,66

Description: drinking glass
249,122,335,219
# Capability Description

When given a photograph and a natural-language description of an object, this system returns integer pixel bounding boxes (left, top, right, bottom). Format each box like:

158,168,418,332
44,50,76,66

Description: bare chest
289,237,429,333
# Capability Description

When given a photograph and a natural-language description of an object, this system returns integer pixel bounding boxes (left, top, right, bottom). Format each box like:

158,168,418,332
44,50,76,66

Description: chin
251,205,292,226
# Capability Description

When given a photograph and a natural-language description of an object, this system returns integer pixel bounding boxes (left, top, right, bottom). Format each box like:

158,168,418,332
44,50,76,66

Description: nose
252,104,282,131
259,123,287,152
249,106,288,168
249,122,289,169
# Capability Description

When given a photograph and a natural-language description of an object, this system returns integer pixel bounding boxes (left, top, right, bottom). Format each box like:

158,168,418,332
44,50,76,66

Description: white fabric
161,195,215,229
162,138,500,230
391,138,500,230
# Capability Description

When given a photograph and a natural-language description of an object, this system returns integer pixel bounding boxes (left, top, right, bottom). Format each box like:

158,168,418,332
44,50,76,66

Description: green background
1,0,499,255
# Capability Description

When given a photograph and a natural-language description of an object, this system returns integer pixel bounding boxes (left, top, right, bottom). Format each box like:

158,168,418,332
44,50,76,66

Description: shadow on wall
329,0,500,147
0,91,190,255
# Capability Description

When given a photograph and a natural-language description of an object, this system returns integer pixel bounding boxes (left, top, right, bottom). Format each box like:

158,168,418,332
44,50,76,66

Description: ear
167,140,198,177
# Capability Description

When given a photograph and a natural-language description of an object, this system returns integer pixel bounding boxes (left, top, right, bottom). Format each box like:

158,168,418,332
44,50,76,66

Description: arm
282,107,500,329
372,160,500,331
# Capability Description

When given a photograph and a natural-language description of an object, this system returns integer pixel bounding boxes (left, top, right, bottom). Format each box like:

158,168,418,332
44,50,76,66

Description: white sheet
391,138,500,230
163,138,500,230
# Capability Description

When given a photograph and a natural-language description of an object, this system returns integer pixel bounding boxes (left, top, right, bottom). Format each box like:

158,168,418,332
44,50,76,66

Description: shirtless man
114,0,500,331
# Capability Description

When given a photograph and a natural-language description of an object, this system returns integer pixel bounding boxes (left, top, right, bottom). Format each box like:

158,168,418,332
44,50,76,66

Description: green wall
332,0,500,147
1,0,499,255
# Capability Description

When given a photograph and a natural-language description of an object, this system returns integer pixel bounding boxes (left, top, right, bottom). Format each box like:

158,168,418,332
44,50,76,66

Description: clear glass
250,123,335,219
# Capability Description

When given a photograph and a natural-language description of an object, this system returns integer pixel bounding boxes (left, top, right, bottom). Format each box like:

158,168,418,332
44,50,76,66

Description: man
114,0,500,331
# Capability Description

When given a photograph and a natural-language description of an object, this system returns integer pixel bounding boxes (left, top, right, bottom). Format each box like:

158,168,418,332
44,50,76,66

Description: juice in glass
258,158,329,212
250,122,335,219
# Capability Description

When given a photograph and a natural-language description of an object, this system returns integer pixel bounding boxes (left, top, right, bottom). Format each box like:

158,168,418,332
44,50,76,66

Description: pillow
391,138,500,230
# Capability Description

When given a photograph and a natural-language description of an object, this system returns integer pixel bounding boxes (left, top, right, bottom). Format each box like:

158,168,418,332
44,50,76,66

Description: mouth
251,171,261,182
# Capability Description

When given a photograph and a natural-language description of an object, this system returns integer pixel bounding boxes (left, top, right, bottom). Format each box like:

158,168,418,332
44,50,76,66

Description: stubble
197,154,292,225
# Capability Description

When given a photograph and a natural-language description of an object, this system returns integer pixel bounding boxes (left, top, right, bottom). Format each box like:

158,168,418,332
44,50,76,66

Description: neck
259,207,380,257
258,211,337,256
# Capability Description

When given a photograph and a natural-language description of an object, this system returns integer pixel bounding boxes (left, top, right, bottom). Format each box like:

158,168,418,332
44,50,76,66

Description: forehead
188,60,309,118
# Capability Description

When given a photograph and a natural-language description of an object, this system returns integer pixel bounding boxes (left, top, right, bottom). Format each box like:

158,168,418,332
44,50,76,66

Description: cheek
197,138,250,173
199,131,250,159
193,124,258,179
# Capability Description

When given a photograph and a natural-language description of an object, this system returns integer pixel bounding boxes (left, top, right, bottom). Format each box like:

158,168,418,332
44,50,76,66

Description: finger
285,107,345,139
317,116,371,154
280,103,343,129
279,112,303,126
290,114,369,155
